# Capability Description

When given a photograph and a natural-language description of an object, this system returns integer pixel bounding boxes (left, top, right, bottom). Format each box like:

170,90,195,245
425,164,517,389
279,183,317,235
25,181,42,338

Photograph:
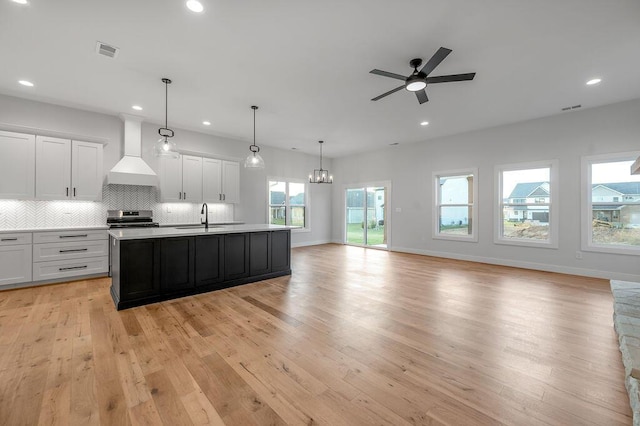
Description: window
268,179,307,229
582,152,640,255
433,169,478,241
495,160,558,247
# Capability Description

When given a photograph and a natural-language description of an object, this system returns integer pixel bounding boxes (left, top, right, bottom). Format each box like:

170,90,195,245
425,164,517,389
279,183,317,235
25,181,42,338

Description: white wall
0,94,331,246
331,98,640,281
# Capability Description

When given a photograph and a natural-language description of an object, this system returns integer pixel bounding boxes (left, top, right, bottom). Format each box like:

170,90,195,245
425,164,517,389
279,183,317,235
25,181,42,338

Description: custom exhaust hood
107,115,158,186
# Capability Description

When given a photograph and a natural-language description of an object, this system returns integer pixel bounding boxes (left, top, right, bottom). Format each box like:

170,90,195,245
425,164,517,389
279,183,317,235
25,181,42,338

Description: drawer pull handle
59,248,88,253
1,237,18,241
59,234,88,239
58,265,88,271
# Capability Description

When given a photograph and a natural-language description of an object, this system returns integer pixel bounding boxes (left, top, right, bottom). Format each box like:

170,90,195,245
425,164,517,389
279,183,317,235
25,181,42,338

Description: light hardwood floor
0,244,631,425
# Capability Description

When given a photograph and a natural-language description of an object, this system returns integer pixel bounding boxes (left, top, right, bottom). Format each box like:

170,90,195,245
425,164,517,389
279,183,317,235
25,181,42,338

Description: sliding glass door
345,186,387,248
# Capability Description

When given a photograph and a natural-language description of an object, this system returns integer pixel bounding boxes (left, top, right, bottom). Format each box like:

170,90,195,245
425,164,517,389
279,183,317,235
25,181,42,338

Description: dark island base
110,268,291,310
109,230,291,310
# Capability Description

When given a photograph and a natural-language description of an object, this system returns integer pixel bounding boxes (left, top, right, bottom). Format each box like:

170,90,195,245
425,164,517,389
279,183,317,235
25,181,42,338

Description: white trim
291,239,331,248
392,246,640,283
494,159,559,249
342,181,392,250
267,177,310,231
581,151,640,256
432,167,478,242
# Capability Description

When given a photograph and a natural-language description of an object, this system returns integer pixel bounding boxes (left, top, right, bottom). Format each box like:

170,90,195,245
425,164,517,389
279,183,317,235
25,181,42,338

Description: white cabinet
159,154,203,202
32,230,108,281
35,136,103,201
0,233,33,287
203,158,240,203
0,131,35,200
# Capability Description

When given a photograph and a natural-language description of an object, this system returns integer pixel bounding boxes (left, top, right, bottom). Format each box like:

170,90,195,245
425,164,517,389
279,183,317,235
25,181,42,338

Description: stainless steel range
107,210,159,229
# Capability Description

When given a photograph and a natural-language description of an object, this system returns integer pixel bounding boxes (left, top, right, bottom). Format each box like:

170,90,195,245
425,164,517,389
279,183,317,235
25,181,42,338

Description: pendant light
309,140,333,184
244,105,265,169
154,78,179,159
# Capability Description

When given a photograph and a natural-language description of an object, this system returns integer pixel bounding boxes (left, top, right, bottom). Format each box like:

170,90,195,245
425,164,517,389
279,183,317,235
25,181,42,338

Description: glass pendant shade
244,151,265,168
154,137,179,159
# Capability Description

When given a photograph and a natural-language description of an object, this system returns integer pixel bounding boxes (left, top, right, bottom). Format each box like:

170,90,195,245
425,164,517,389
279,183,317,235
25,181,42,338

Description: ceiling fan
370,47,476,104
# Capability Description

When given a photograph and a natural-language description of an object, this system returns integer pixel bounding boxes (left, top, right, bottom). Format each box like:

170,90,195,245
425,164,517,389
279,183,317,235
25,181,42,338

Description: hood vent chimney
107,115,158,186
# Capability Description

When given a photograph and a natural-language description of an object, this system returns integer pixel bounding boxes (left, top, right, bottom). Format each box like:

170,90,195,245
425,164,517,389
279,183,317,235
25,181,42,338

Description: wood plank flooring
0,244,631,425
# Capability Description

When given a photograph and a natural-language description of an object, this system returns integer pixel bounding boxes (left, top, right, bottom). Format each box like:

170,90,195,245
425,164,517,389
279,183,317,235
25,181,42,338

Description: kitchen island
108,224,293,310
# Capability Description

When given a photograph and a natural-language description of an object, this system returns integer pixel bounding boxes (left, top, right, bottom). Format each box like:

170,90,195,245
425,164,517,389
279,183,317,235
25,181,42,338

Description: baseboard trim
391,246,640,282
291,239,332,248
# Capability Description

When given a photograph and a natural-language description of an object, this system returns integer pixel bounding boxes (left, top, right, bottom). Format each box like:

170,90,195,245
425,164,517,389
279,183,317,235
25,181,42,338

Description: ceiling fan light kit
370,47,476,104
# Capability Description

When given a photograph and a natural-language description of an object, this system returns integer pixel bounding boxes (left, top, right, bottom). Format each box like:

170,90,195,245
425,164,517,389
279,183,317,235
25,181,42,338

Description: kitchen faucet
200,203,209,230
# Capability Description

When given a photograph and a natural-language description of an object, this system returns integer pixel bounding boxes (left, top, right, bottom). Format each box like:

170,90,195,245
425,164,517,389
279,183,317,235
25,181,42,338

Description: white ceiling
1,0,639,157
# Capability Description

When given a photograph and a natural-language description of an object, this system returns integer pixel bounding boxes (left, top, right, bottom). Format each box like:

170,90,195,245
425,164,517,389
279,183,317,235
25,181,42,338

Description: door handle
184,192,186,200
73,187,76,197
1,237,18,241
59,234,88,238
59,248,88,253
66,187,69,196
59,265,88,271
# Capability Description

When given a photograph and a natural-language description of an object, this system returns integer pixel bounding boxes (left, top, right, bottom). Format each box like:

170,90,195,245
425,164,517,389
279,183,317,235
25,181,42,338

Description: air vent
96,41,119,58
561,104,581,112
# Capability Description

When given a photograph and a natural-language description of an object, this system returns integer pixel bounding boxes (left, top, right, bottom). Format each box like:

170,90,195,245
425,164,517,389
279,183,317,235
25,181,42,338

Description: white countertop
109,224,297,240
158,221,244,227
0,226,108,234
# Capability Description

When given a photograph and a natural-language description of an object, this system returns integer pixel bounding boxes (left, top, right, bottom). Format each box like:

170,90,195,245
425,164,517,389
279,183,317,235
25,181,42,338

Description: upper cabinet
159,154,203,203
161,155,239,204
0,131,35,200
35,136,103,201
203,158,239,203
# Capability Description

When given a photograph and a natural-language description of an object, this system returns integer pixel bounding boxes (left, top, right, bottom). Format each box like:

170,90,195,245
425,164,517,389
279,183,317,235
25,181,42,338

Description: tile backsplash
0,184,233,229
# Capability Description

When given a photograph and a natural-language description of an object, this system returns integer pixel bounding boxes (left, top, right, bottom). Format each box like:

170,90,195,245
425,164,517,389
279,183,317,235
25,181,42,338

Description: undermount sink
173,224,222,230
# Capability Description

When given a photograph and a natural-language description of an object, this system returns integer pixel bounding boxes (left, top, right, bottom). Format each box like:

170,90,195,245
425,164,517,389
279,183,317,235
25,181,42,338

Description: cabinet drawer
0,244,32,286
33,256,108,281
33,230,107,244
33,240,108,262
0,233,32,246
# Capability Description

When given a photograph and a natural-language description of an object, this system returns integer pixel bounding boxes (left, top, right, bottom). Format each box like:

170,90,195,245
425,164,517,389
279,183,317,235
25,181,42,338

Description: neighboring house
439,177,470,226
592,182,640,225
505,181,550,222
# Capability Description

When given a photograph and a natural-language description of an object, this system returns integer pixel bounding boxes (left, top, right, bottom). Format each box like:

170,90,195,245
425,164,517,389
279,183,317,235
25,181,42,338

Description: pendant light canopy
244,105,265,169
154,78,179,159
309,140,332,184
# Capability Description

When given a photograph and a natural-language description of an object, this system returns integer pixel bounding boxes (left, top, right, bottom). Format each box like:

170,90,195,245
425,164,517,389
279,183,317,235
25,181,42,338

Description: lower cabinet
161,237,195,292
111,230,291,310
0,244,32,287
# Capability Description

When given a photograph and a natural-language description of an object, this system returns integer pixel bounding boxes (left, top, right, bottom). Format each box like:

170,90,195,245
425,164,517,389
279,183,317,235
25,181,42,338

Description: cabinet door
119,239,161,301
159,154,183,202
0,131,35,200
224,233,249,280
250,232,271,276
71,141,103,201
0,244,32,286
222,160,240,203
181,155,203,203
202,157,222,202
161,237,195,292
35,136,71,200
195,235,224,287
271,231,291,273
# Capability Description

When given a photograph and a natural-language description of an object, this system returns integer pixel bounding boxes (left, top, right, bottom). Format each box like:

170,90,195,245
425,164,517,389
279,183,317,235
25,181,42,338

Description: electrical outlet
395,207,402,213
575,251,583,260
166,205,172,213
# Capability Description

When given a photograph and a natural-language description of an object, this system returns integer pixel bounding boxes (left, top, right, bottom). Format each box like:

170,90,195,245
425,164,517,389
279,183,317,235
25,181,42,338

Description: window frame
267,177,310,233
494,160,559,248
432,168,478,242
581,151,640,256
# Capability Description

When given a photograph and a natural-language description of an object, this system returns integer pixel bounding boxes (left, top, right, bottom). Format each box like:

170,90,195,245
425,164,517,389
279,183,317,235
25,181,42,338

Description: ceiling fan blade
420,47,452,76
426,73,476,84
370,69,407,81
415,89,429,104
371,85,405,101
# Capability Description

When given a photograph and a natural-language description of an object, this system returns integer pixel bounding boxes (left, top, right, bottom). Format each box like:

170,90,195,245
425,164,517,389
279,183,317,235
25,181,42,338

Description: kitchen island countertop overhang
108,223,299,240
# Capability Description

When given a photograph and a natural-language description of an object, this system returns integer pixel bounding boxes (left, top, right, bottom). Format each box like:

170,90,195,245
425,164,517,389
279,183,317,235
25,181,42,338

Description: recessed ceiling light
202,121,211,126
186,0,204,13
420,121,429,126
12,0,28,4
586,78,602,86
132,105,143,111
18,80,34,87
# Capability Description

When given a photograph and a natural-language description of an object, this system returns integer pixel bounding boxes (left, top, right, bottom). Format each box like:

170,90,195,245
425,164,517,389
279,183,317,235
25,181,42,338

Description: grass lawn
346,223,385,246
